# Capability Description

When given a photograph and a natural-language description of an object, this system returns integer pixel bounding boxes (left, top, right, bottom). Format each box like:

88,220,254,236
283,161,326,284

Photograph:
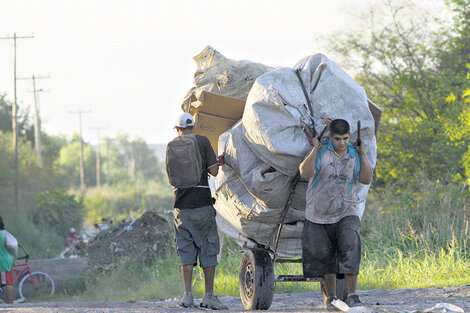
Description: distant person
299,119,372,311
166,112,227,310
66,227,83,247
0,216,15,304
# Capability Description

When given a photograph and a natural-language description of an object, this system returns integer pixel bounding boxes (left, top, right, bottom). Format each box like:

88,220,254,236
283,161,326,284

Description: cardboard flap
190,91,245,120
194,112,239,154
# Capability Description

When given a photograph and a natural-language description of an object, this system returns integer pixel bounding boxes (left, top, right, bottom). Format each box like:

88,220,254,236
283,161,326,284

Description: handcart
235,92,382,309
237,170,348,310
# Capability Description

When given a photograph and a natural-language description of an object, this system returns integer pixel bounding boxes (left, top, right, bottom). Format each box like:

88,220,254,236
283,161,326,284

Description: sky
0,0,442,145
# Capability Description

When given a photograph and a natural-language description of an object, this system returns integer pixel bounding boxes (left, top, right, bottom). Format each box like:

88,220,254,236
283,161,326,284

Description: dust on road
1,285,468,313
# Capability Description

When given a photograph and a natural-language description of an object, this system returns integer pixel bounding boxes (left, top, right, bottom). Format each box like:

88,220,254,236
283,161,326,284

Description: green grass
44,177,470,302
360,242,470,289
78,260,182,301
50,237,469,303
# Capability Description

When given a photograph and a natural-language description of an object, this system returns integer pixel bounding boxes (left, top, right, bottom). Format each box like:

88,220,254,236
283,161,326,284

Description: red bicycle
8,245,55,300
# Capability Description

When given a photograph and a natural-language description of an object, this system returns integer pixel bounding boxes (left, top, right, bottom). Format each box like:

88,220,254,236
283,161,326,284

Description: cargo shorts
173,205,220,268
302,215,361,277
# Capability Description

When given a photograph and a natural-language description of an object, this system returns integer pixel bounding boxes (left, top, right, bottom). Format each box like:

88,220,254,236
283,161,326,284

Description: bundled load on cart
182,46,382,310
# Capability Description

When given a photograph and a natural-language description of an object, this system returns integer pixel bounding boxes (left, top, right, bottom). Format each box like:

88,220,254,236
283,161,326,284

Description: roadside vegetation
65,176,469,301
0,0,469,303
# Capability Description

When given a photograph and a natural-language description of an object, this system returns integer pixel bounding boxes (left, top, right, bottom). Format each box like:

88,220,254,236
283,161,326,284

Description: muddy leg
345,274,357,295
4,285,13,304
181,265,193,295
203,266,215,294
323,273,337,297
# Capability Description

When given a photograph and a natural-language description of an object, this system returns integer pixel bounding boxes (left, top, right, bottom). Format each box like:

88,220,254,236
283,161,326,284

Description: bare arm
356,144,373,184
208,154,225,177
299,138,321,179
208,164,218,177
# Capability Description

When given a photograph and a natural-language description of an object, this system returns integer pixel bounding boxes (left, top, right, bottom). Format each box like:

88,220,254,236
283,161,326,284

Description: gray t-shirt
305,139,361,224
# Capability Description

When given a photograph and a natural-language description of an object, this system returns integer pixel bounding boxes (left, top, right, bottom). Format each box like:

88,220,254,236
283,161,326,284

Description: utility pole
69,110,91,193
17,74,49,167
106,138,112,185
89,127,106,188
0,33,34,210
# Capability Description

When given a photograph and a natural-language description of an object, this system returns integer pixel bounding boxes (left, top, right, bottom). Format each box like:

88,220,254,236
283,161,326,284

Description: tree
40,133,67,170
327,0,470,186
439,0,470,180
55,134,97,188
33,189,83,236
0,93,33,139
103,133,164,185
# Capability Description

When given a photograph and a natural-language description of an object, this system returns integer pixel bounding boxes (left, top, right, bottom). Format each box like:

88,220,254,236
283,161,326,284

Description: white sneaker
13,297,26,304
200,293,228,310
177,293,195,308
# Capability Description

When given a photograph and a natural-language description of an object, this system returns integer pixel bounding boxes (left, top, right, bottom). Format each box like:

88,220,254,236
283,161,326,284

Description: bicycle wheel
19,272,55,299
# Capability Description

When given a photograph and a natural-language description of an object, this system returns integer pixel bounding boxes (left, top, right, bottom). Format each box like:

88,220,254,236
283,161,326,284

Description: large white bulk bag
215,165,306,223
294,54,377,170
215,122,307,222
215,200,303,258
181,46,272,112
220,121,291,208
242,54,377,177
211,53,379,258
242,67,313,177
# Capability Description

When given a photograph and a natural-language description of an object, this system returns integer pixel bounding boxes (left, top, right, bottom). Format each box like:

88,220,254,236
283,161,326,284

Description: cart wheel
239,248,274,310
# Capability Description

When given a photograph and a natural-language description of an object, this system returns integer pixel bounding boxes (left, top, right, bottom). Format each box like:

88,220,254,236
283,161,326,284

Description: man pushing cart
181,49,381,311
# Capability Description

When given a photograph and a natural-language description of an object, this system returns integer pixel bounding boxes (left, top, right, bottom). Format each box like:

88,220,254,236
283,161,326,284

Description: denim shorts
302,215,361,277
173,205,220,268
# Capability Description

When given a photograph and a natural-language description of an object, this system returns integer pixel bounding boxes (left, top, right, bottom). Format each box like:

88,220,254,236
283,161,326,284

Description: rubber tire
19,271,56,299
239,248,274,310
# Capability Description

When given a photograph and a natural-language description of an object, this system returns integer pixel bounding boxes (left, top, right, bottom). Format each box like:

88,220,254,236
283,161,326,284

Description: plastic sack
219,121,292,208
181,46,272,112
5,230,18,256
242,53,377,176
215,202,303,258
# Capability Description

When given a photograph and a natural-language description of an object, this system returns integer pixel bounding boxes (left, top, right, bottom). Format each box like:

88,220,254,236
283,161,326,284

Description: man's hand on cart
355,141,367,156
217,153,225,166
312,136,322,151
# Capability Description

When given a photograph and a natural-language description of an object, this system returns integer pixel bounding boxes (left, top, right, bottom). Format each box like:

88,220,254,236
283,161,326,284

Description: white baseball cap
175,112,194,128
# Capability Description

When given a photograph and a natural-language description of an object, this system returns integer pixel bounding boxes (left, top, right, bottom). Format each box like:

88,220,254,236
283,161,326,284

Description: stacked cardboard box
189,91,245,154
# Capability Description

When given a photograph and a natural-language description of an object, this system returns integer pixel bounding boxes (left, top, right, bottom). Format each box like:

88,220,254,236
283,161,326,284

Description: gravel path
0,285,468,313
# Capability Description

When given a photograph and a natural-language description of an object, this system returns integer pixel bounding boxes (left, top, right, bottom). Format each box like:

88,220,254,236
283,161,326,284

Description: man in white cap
166,112,227,310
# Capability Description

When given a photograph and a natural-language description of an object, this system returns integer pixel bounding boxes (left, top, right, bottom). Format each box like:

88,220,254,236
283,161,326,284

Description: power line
0,33,35,210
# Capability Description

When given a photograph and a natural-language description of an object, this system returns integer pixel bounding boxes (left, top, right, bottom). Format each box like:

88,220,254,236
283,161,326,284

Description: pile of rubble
82,210,173,271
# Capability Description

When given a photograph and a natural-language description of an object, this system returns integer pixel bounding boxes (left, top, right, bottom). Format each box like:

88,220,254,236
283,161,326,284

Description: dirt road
1,285,468,312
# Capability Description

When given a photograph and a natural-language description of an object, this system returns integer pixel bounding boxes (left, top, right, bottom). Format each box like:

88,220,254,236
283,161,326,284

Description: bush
364,175,470,257
82,179,173,224
0,210,64,259
33,189,84,237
